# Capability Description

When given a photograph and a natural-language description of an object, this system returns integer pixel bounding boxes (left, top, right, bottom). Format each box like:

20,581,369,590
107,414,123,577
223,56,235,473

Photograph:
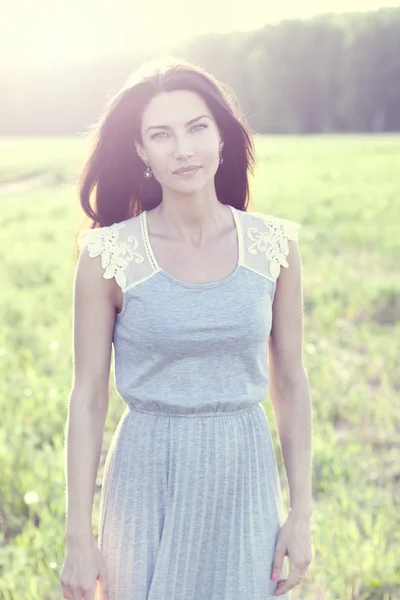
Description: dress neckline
141,204,243,289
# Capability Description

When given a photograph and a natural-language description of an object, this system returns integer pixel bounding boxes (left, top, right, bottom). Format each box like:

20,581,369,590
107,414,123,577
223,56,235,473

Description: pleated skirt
98,402,291,600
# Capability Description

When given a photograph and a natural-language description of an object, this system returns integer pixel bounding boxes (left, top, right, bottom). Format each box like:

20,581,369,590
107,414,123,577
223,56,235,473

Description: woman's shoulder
77,214,141,252
237,209,302,282
76,214,145,292
240,208,302,241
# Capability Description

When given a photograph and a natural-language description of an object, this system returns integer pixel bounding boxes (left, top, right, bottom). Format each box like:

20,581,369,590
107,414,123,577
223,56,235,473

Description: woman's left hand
270,511,313,597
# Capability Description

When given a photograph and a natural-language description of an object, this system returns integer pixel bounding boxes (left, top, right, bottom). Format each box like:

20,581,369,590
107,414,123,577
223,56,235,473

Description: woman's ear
134,140,147,164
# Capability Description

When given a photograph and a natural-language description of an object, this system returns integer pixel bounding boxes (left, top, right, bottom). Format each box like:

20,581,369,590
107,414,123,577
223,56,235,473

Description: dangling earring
144,162,153,179
219,148,224,165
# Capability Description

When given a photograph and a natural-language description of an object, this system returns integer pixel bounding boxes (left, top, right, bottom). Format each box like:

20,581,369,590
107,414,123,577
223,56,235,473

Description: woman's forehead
141,90,210,125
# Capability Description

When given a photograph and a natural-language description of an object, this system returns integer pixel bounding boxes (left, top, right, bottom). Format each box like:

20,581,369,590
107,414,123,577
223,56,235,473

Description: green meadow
0,135,399,600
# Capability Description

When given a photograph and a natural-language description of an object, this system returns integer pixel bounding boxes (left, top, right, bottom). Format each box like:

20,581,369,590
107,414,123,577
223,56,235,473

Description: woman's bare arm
64,246,118,541
268,239,313,520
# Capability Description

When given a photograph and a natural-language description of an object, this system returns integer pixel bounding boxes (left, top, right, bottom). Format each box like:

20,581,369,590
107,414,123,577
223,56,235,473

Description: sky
1,0,399,65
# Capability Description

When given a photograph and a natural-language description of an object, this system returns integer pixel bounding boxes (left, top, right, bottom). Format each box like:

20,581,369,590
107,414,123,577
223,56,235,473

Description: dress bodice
77,206,301,413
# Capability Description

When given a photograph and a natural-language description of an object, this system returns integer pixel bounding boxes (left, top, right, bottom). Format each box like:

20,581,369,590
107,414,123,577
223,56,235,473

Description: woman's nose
173,142,194,159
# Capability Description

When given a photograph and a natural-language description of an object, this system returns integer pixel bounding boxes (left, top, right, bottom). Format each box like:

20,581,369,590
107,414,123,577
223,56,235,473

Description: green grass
0,134,399,600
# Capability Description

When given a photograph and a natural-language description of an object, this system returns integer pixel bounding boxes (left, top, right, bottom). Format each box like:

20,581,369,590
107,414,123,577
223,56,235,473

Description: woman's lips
174,166,201,175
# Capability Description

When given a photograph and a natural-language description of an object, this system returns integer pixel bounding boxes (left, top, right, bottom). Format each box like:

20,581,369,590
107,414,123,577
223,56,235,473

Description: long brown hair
76,55,256,249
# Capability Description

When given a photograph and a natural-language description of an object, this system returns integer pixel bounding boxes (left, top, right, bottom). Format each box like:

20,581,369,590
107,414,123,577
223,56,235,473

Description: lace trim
78,222,145,291
247,214,301,280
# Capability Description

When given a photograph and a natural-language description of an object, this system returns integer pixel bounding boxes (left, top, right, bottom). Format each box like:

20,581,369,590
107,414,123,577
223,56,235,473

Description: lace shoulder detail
245,212,302,281
77,221,145,291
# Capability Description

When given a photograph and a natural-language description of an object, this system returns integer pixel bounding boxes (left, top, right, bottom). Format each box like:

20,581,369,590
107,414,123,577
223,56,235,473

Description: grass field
0,135,399,600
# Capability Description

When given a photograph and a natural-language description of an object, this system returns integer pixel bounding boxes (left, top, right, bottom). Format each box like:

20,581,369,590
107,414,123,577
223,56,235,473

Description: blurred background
2,1,400,135
0,1,399,598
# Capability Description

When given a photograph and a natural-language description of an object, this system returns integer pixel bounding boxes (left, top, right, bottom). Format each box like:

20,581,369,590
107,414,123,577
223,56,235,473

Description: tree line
1,7,399,135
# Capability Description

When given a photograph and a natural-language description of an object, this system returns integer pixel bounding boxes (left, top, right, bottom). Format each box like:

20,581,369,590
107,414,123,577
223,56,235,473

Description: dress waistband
128,403,261,418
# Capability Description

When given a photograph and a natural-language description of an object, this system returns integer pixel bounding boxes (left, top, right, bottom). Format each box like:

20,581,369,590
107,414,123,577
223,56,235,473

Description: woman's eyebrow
146,114,210,132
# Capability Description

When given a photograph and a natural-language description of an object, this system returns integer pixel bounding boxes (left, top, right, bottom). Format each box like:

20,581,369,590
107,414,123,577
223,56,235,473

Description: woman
60,55,313,600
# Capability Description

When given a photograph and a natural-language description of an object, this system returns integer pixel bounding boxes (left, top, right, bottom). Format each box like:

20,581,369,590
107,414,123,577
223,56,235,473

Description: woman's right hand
60,533,109,600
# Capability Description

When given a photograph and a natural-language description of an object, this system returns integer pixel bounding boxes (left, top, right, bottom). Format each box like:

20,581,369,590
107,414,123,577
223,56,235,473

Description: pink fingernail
271,571,277,581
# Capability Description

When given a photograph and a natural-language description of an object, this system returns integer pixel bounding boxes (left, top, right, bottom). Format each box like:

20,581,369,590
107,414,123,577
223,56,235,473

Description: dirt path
0,173,55,196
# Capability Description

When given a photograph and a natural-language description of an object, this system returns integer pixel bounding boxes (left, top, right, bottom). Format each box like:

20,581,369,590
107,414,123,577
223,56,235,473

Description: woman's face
135,89,224,192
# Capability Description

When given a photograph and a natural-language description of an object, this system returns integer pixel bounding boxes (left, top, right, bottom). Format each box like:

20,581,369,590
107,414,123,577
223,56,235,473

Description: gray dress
78,205,301,600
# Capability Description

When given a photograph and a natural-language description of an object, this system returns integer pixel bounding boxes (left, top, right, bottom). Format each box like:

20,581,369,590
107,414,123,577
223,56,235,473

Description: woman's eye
151,124,207,140
191,123,208,132
151,132,169,140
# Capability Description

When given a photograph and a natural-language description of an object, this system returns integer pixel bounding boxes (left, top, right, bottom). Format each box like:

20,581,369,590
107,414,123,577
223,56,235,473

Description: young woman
60,56,313,600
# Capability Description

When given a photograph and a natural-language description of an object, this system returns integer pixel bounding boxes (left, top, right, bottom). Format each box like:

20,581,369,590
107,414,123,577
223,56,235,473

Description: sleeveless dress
78,204,301,600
